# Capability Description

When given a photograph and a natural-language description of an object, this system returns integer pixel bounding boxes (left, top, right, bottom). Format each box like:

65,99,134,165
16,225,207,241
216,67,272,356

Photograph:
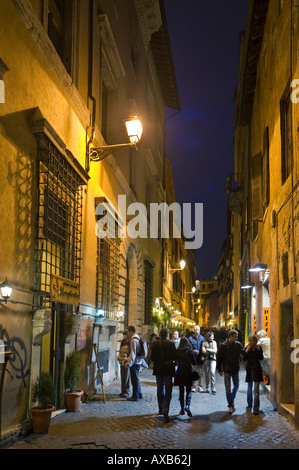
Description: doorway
280,300,294,406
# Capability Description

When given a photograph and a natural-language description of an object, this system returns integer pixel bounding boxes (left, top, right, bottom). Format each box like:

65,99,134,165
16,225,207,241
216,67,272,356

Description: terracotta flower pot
31,405,55,434
65,390,83,412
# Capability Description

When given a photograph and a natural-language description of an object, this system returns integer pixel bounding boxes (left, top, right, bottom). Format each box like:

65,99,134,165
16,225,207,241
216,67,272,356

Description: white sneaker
197,386,203,392
192,387,196,392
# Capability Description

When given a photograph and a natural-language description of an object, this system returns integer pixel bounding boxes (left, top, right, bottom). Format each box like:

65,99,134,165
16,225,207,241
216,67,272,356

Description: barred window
35,134,84,298
96,210,120,320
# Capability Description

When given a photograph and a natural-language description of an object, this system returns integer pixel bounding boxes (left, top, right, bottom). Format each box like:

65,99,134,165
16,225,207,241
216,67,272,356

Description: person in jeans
202,331,217,394
150,327,177,423
216,329,243,414
125,325,143,401
243,333,264,415
174,337,197,417
188,325,205,392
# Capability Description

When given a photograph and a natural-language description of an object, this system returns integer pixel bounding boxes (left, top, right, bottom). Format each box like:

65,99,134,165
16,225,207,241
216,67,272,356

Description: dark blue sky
164,0,249,279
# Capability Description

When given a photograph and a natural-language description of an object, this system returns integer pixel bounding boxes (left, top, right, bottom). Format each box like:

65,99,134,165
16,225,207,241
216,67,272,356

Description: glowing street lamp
0,278,12,304
169,260,186,272
88,116,143,164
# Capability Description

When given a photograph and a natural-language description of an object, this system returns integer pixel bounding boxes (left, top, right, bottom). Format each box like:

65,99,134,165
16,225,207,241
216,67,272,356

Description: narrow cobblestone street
4,365,299,451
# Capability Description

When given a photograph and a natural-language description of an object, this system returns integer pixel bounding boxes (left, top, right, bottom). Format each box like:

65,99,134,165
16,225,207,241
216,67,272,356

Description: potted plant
31,372,55,434
64,349,83,412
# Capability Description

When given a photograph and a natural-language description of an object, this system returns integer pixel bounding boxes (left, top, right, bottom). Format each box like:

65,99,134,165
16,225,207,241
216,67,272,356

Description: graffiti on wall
0,326,30,386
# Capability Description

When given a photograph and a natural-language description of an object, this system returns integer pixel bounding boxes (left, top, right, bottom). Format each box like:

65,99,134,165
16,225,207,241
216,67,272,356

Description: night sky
164,1,249,280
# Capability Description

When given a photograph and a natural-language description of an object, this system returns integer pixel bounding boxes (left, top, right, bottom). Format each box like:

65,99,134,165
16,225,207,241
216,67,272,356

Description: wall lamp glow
88,116,143,165
169,260,186,272
0,278,12,304
249,263,267,273
241,283,254,290
186,287,196,294
95,308,104,325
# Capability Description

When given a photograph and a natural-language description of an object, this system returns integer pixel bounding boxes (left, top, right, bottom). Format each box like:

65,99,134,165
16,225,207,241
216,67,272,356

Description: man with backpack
124,325,146,401
188,325,205,392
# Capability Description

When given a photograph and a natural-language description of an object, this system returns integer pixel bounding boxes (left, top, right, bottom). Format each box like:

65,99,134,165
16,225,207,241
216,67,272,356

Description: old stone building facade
0,0,187,439
233,0,299,428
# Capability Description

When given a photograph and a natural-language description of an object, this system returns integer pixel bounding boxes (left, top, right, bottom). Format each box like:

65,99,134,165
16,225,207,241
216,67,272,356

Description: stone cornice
134,0,162,47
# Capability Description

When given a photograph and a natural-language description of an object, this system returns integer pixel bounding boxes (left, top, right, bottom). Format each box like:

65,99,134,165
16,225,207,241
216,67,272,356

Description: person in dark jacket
150,328,177,423
174,337,197,417
188,325,205,392
216,329,244,413
243,333,264,415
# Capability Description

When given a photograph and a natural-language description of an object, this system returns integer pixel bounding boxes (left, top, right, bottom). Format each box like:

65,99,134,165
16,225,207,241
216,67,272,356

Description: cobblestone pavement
4,365,299,450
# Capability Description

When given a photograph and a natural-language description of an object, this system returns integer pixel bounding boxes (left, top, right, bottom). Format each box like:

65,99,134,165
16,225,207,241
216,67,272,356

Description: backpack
136,337,148,359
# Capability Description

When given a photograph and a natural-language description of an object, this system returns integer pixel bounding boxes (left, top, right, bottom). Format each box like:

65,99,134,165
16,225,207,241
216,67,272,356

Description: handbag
191,368,200,381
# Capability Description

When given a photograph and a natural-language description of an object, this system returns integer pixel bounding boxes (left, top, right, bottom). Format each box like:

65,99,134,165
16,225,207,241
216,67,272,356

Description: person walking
150,327,177,423
256,329,270,384
117,330,131,397
171,329,181,349
202,331,217,394
188,325,205,392
125,325,143,401
243,333,264,415
216,329,243,414
174,337,196,417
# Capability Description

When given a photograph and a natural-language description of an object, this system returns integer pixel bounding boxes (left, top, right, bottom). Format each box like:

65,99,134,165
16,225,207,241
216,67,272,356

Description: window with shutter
47,0,74,76
251,152,263,221
263,127,270,208
280,83,293,184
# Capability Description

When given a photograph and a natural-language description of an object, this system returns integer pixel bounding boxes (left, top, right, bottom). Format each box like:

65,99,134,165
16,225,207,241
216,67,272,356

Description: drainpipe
86,0,96,172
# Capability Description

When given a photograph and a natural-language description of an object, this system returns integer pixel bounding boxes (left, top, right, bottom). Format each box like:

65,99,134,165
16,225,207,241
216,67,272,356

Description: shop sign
252,313,256,334
50,274,80,305
263,308,270,337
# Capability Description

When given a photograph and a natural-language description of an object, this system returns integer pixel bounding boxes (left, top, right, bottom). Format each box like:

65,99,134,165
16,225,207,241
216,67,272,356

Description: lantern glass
0,279,12,300
179,260,186,270
124,117,143,145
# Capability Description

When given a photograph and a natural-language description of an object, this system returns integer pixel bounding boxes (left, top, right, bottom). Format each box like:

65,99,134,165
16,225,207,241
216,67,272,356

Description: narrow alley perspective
4,365,299,451
2,0,299,461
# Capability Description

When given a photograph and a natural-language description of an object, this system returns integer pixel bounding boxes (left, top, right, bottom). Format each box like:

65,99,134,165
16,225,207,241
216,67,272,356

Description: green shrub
64,349,83,392
32,372,55,409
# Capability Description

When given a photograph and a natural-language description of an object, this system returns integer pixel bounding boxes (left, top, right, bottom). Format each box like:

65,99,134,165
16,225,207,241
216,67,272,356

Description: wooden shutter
251,152,263,221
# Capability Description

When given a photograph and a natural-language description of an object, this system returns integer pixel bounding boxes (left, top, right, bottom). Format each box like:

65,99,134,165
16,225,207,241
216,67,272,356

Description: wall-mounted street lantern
169,260,186,272
95,308,104,325
0,278,12,304
248,263,269,283
186,286,196,294
241,283,254,290
249,263,267,273
88,116,143,165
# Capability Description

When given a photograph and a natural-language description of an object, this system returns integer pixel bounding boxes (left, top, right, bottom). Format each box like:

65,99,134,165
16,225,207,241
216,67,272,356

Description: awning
171,315,195,326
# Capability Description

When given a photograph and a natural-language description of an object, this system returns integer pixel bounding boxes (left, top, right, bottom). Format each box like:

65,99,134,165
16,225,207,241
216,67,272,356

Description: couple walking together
217,329,264,414
151,327,198,422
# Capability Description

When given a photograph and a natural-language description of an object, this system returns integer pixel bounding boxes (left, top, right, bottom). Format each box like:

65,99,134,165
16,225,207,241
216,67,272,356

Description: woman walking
174,337,196,417
243,333,264,415
202,331,217,394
